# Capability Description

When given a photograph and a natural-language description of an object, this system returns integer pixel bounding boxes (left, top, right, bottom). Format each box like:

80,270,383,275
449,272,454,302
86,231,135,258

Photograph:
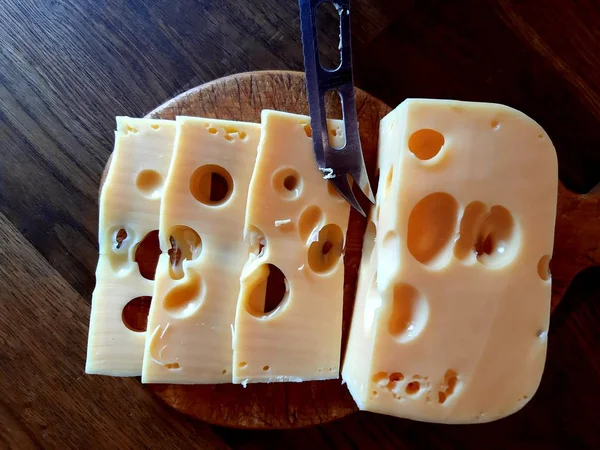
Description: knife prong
330,175,366,217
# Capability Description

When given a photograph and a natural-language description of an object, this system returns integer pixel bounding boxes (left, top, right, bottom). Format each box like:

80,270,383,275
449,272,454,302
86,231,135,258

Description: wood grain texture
553,185,600,309
1,0,599,447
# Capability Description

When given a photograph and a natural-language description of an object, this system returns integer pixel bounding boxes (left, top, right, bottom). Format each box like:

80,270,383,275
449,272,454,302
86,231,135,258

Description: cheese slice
342,99,557,423
86,117,176,376
232,110,350,384
141,117,261,383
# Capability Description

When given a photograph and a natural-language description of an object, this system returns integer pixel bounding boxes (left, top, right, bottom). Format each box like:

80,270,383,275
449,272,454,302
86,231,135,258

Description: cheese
342,99,557,423
141,117,261,383
232,110,350,384
86,117,176,376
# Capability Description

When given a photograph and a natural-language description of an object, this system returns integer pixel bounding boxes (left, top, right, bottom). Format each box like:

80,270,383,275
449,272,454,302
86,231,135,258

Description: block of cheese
342,99,557,423
232,110,350,384
86,117,176,376
141,117,261,383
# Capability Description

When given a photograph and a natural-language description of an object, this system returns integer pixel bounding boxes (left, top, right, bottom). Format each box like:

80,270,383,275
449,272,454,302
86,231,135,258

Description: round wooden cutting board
103,70,599,429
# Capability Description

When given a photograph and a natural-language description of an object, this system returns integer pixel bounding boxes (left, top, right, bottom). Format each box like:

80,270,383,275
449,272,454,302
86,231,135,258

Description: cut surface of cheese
86,117,176,376
342,99,557,423
232,110,350,384
141,117,261,384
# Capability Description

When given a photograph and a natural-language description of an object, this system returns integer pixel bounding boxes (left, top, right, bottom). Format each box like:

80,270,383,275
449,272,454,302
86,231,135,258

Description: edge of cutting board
100,70,599,429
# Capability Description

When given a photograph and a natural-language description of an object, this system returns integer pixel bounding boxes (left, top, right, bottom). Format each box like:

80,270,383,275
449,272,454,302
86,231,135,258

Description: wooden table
1,0,599,448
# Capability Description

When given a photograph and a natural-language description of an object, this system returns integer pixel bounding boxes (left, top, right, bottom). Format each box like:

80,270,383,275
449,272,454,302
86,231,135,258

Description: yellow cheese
86,117,176,376
141,117,261,383
232,110,350,384
342,99,557,423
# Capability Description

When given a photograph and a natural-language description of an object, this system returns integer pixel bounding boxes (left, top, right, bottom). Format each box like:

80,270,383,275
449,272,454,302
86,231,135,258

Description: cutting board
102,70,599,429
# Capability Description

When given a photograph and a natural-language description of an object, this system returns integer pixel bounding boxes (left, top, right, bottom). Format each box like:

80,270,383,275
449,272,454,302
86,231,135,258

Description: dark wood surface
1,0,599,448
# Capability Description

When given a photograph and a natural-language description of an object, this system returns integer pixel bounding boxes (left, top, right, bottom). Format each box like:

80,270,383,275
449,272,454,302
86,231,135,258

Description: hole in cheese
134,230,161,280
388,283,429,342
438,369,459,404
222,125,239,134
190,164,234,206
163,270,204,318
408,129,445,160
272,168,302,199
298,205,324,243
122,296,151,332
384,166,393,198
407,192,458,267
243,264,288,318
302,123,312,138
405,381,420,395
168,226,202,280
536,329,547,339
150,123,160,130
107,227,132,273
372,371,388,384
147,325,180,369
475,233,494,256
115,228,128,250
136,169,164,199
537,255,551,281
215,125,247,141
389,372,404,382
455,202,518,267
454,201,488,261
475,205,517,267
246,226,266,259
283,175,298,191
387,380,399,390
307,224,344,274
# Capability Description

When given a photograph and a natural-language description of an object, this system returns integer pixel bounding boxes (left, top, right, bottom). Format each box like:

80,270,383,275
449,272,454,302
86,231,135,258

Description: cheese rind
343,99,557,423
232,110,350,383
142,117,261,384
86,117,176,376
